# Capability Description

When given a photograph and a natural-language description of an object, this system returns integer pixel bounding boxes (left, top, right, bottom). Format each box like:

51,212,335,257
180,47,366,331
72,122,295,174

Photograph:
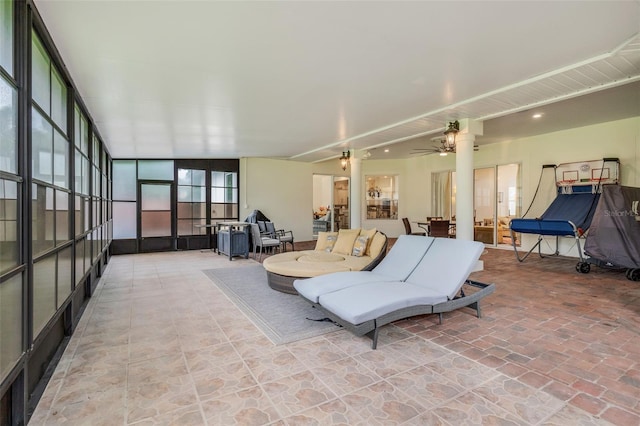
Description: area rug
203,265,340,345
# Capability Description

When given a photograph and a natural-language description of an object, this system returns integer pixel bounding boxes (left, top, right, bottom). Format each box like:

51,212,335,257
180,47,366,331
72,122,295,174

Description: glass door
139,181,174,251
313,174,348,237
333,177,350,230
474,167,496,244
497,163,521,246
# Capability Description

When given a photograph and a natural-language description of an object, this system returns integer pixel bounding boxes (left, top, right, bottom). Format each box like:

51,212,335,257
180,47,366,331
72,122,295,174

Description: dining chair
429,219,451,238
402,217,426,236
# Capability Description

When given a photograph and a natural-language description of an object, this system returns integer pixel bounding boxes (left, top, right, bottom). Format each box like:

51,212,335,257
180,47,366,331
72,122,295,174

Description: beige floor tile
29,247,640,425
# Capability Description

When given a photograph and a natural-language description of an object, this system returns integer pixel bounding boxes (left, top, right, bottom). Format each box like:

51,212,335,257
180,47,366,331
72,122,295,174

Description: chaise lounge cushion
404,237,484,299
312,238,484,325
293,235,434,303
318,282,448,325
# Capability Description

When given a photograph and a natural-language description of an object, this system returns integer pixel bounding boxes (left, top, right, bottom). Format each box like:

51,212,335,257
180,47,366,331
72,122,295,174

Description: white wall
243,116,640,246
241,157,314,241
312,175,332,211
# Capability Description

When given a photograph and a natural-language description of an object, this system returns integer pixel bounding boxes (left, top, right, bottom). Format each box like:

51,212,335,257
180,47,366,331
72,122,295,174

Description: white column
349,149,362,229
455,133,475,241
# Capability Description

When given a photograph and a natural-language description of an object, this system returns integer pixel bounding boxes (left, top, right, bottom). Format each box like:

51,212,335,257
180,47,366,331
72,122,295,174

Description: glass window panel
211,171,225,187
226,188,238,203
82,157,90,195
92,198,99,229
0,77,17,173
55,190,69,244
57,247,72,307
192,186,205,202
81,117,88,155
53,129,68,188
93,228,100,261
32,108,53,183
0,273,23,382
83,233,90,273
83,198,89,232
31,33,50,115
365,175,399,220
112,160,136,201
177,168,191,185
141,211,170,237
193,202,206,218
212,203,237,219
138,160,173,180
74,107,80,148
32,184,54,256
177,202,192,219
192,170,205,186
211,187,224,203
75,237,84,284
91,136,99,166
74,150,81,192
0,0,13,75
225,172,237,187
74,195,83,236
177,186,191,202
113,201,136,239
93,165,100,197
0,179,18,274
141,184,170,210
226,204,238,219
33,254,56,338
51,66,67,132
177,219,194,236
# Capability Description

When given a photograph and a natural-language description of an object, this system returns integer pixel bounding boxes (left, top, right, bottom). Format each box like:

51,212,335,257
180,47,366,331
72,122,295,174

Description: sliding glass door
474,167,496,244
433,164,520,246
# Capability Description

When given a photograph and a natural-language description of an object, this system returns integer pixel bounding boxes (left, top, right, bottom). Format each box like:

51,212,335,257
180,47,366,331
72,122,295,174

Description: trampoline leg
575,236,584,262
511,230,542,262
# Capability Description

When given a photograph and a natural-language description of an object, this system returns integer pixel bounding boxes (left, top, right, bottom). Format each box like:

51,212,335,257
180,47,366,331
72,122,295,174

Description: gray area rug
203,265,340,345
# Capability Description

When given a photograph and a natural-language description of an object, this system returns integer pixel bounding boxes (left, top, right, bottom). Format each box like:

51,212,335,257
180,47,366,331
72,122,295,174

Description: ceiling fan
410,137,479,157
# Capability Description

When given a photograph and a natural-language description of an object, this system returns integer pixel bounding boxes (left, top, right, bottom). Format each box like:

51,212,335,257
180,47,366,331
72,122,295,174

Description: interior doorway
312,175,350,237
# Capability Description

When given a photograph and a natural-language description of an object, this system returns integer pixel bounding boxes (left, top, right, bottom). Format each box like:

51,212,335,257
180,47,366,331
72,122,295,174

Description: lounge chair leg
438,313,443,325
371,328,379,350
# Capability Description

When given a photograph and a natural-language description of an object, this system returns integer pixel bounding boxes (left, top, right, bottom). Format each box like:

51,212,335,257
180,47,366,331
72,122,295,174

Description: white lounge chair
294,237,495,349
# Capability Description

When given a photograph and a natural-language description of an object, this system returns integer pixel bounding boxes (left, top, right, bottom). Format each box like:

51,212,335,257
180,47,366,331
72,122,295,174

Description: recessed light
384,149,389,153
532,113,543,119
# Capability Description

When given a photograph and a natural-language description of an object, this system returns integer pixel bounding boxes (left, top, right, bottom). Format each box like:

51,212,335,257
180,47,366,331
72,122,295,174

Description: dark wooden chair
429,219,451,238
402,217,426,236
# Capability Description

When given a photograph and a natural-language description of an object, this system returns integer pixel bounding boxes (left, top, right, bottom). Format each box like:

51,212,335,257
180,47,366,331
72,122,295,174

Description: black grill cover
244,209,270,223
584,185,640,268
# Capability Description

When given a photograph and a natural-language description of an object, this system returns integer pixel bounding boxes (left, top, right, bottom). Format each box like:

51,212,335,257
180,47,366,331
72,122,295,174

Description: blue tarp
510,193,600,236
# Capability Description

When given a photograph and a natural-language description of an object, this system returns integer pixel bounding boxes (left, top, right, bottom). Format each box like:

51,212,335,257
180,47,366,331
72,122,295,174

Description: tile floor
29,244,640,425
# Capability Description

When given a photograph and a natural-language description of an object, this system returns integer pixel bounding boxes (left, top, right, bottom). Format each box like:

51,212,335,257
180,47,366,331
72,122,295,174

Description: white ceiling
34,1,640,162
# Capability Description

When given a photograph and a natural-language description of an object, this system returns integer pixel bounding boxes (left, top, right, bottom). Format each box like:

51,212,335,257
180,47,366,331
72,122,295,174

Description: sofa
262,228,387,294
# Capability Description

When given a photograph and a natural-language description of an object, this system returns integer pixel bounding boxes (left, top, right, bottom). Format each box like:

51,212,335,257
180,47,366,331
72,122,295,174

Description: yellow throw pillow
315,232,338,251
331,228,361,255
359,228,377,256
368,232,386,259
352,235,369,257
